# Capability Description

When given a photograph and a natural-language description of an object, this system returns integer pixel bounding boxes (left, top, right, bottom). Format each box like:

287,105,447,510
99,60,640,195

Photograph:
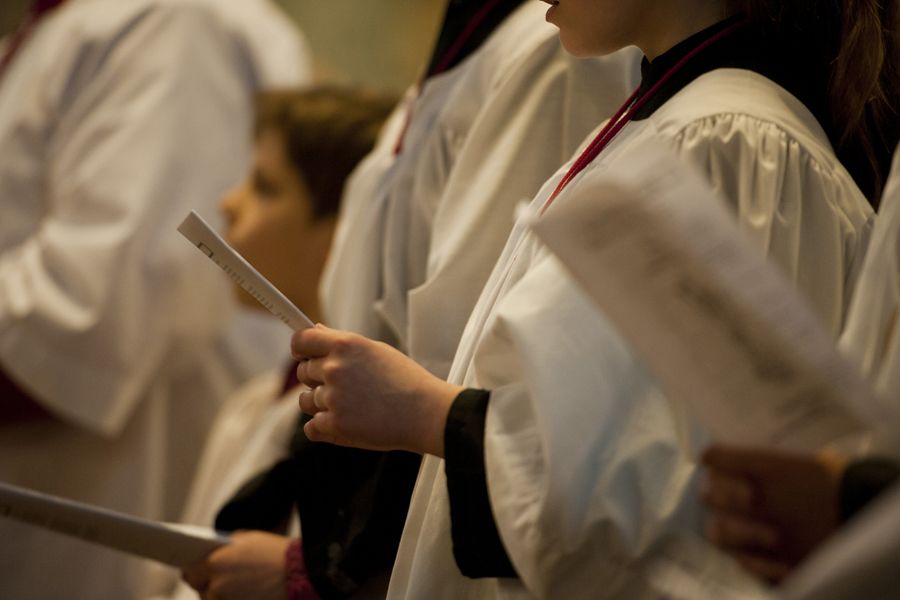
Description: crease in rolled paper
177,210,314,331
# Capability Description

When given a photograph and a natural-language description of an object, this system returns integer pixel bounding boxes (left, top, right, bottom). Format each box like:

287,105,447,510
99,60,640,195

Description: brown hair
254,86,397,219
735,0,900,203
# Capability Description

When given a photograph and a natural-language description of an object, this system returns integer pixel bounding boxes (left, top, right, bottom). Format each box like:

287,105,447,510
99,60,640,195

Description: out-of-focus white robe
391,69,873,599
778,144,900,600
0,1,308,598
840,147,900,410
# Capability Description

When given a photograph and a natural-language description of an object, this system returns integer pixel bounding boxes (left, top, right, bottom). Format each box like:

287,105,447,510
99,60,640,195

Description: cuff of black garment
0,367,52,424
839,457,900,522
444,388,518,579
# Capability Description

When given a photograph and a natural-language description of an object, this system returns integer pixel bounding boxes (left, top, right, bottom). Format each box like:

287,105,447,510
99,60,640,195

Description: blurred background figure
1,0,446,92
0,0,310,598
147,85,395,600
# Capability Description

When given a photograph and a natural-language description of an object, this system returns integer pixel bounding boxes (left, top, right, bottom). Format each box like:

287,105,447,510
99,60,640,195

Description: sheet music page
530,146,886,450
0,481,229,568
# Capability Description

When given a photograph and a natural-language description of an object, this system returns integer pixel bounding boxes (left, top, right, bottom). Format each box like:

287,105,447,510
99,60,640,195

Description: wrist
415,380,464,458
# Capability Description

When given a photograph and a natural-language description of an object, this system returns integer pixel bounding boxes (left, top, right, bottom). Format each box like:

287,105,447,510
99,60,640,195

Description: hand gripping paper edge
178,210,314,331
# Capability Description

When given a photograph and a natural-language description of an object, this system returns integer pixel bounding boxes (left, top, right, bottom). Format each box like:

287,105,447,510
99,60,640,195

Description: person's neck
638,5,733,60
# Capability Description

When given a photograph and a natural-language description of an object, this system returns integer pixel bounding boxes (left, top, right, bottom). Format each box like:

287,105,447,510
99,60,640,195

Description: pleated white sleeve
672,111,873,333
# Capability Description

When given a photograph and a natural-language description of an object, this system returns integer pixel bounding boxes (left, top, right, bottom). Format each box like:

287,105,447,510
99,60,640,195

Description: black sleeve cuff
444,388,518,579
0,367,51,424
839,457,900,521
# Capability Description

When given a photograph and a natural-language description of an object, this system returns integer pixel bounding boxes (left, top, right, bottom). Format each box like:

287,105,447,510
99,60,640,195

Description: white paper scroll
0,481,229,568
178,210,314,331
530,146,887,451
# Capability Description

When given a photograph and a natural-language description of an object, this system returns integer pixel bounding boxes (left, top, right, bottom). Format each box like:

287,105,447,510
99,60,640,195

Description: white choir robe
0,1,308,598
319,15,499,349
389,69,873,599
840,146,900,414
318,89,415,344
190,0,313,88
777,145,900,600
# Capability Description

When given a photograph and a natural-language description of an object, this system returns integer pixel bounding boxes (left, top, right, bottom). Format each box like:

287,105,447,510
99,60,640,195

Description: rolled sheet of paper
530,144,889,452
0,481,230,568
178,210,314,331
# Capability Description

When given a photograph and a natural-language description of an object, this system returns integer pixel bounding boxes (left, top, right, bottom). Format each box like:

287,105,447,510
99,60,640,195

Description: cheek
224,219,253,255
225,209,271,263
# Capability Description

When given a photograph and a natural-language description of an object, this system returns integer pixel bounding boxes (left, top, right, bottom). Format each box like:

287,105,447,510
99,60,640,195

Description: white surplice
840,147,900,412
318,87,416,344
0,1,309,598
391,70,873,599
778,146,900,600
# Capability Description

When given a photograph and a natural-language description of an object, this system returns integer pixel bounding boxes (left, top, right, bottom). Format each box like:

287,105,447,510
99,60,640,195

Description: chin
558,26,629,58
557,33,595,57
562,37,627,59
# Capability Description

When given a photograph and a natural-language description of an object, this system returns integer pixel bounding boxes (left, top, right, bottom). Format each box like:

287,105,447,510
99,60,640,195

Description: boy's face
221,128,334,317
